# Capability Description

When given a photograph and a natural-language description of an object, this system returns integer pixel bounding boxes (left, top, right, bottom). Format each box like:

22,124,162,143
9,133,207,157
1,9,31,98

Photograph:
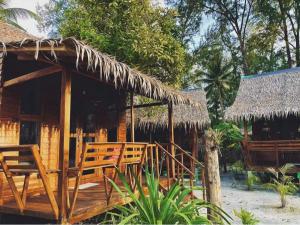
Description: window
20,121,40,145
20,82,41,115
19,82,41,147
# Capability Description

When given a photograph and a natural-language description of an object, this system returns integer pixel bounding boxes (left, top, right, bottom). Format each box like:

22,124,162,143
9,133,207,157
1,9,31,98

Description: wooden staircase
145,142,205,199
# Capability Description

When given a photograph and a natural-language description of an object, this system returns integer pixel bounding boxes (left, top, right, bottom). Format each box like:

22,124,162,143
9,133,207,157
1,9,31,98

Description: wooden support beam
124,101,166,110
168,103,175,178
58,69,71,222
130,92,135,142
191,128,198,174
4,46,68,53
3,65,62,87
243,119,248,141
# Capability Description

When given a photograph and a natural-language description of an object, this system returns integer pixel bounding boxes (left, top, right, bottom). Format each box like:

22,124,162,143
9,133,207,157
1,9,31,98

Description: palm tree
195,48,236,124
0,0,39,30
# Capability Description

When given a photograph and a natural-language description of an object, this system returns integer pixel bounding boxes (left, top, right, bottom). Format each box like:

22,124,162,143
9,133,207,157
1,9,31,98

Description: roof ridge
242,67,300,79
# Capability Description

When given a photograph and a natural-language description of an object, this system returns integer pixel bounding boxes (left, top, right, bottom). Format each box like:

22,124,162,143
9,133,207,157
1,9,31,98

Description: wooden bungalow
0,22,201,223
225,67,300,171
130,89,210,167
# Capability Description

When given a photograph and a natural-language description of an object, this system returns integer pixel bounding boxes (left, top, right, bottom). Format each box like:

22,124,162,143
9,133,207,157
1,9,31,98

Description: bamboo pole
168,103,175,178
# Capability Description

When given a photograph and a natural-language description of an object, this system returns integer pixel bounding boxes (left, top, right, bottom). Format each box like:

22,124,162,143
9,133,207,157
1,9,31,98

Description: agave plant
264,164,298,208
234,208,259,225
106,168,231,224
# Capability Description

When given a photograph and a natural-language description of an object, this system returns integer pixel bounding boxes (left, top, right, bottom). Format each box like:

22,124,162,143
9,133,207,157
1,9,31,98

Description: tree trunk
281,194,286,208
205,130,222,222
239,40,250,75
278,0,293,68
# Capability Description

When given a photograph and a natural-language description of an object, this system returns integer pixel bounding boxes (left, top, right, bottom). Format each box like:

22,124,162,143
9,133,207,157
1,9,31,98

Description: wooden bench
0,145,59,219
67,142,147,219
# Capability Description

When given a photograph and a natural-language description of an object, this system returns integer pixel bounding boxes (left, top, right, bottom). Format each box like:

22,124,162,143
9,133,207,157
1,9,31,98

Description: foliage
105,168,231,225
233,208,259,225
38,0,188,86
230,160,244,174
245,171,260,191
215,122,243,151
0,0,39,30
264,164,298,208
214,122,243,172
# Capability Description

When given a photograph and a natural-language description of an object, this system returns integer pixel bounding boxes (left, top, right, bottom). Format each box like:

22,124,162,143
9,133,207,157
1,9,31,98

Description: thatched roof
131,89,210,130
0,21,37,42
1,37,196,105
225,67,300,122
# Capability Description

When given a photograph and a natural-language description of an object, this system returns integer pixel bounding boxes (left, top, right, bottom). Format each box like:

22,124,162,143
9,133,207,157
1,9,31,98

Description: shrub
234,208,259,225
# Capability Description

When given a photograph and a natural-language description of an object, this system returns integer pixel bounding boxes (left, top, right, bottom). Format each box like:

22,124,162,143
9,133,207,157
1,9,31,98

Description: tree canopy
39,0,188,86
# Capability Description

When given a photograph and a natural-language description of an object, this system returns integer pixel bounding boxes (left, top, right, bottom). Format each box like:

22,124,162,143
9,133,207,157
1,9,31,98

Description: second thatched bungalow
128,89,210,172
225,67,300,171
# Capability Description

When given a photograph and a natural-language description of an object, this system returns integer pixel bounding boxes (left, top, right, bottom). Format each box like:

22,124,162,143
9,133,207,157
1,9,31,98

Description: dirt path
220,174,300,225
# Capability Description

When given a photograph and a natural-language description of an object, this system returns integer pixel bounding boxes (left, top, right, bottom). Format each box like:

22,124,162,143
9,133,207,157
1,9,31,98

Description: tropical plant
234,208,259,225
264,164,298,208
215,122,243,172
105,168,231,224
245,171,260,191
0,0,39,30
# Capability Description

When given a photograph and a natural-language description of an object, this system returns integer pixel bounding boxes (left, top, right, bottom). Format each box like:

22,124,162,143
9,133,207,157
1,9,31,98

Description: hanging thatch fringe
1,37,195,105
225,67,300,122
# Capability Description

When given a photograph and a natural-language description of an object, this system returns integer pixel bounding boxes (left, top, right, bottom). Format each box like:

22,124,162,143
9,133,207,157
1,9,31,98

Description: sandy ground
216,174,300,225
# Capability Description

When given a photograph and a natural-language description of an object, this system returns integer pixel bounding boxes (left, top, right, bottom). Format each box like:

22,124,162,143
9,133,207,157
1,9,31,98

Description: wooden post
168,103,175,178
243,119,248,141
130,91,135,142
204,129,221,222
191,128,198,174
243,119,250,166
58,69,71,223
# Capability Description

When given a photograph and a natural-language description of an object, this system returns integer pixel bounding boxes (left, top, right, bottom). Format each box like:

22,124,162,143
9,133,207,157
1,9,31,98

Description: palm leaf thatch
0,31,196,105
131,90,210,130
225,67,300,122
0,20,37,42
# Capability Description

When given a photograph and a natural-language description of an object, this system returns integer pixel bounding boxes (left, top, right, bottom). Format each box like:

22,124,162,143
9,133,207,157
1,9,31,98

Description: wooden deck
0,178,171,224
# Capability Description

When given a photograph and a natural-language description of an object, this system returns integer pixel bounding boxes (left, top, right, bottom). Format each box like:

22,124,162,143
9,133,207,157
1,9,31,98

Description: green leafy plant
245,171,260,191
234,208,259,225
264,164,298,208
215,122,243,172
105,168,231,224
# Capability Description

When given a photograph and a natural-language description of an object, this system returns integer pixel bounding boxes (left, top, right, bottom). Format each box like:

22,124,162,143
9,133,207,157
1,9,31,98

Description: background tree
0,0,38,30
204,0,254,75
192,41,239,124
39,0,187,86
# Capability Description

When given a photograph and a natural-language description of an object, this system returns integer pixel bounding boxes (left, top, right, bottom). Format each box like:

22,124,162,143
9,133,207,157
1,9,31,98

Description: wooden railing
145,142,205,199
0,145,59,219
244,140,300,167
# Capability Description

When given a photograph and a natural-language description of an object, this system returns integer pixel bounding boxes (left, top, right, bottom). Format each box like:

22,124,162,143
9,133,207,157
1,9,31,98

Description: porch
243,140,300,171
0,142,202,223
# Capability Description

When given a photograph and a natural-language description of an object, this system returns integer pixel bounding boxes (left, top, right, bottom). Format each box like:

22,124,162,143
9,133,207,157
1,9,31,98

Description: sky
8,0,49,37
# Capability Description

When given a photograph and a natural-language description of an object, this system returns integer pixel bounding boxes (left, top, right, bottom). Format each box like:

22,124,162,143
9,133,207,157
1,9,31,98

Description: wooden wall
0,54,128,203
